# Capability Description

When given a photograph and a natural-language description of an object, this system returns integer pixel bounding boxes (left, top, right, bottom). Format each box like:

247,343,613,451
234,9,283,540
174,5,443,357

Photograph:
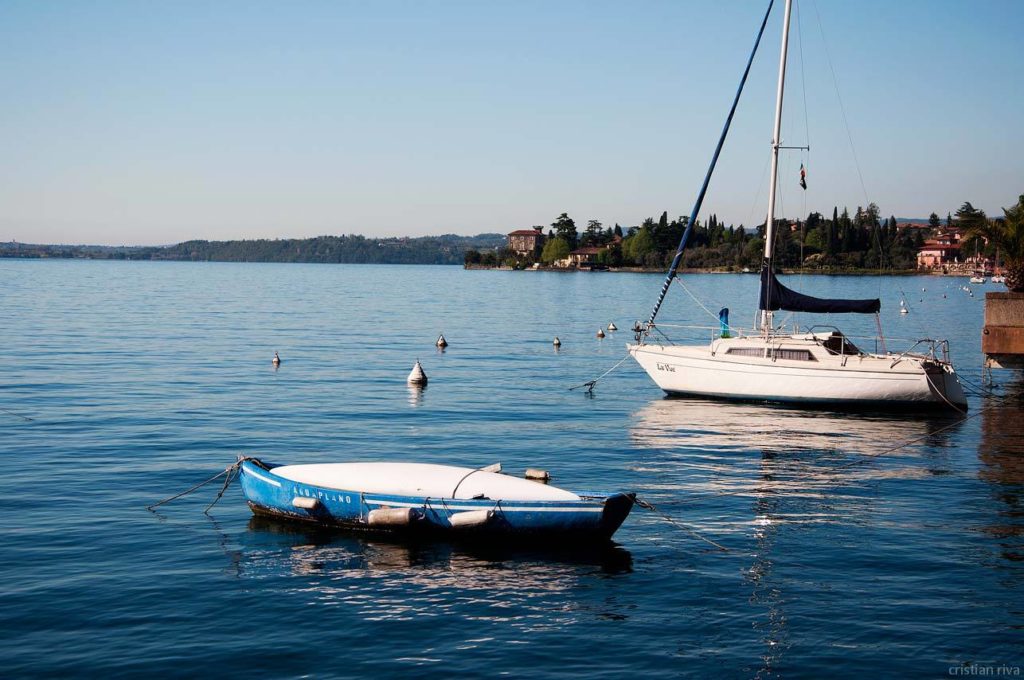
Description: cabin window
725,347,765,358
822,333,861,356
773,349,815,361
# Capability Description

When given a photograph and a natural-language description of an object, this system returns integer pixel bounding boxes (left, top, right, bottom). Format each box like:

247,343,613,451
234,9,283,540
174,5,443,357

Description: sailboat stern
922,360,969,411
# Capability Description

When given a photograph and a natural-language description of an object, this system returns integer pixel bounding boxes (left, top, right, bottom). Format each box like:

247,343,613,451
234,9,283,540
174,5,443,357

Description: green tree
540,237,571,265
622,228,654,265
551,213,578,249
928,212,941,229
962,194,1024,291
582,219,604,246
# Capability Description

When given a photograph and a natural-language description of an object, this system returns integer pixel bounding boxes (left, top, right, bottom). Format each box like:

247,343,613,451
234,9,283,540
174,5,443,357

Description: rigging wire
810,0,870,208
645,0,776,327
796,0,811,160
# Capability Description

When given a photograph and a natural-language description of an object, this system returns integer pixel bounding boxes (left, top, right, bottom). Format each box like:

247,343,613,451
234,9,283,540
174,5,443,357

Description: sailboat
991,248,1006,284
627,0,967,410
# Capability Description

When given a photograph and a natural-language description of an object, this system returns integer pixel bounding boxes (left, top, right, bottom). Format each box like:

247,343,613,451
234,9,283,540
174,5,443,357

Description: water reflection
978,387,1024,564
630,397,964,500
237,517,633,626
630,397,967,676
407,384,425,407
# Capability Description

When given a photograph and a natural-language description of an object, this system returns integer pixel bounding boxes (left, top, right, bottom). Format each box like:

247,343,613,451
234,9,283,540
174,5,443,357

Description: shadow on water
240,515,634,577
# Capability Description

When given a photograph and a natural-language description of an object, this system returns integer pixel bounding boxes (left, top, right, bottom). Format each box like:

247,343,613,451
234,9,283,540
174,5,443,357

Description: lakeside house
564,246,604,268
916,228,993,274
555,237,622,269
507,227,545,256
917,230,962,270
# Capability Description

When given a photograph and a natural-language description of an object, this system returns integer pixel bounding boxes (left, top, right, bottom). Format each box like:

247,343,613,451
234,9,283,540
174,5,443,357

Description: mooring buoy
272,351,281,366
597,329,605,339
553,336,561,347
607,323,617,331
436,334,448,348
407,359,428,385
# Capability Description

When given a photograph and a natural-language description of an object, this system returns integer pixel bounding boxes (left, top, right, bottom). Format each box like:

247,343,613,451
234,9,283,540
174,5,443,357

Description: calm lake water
1,260,1022,678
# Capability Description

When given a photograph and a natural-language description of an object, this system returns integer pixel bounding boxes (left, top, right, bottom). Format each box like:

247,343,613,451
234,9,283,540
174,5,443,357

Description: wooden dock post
983,292,1024,369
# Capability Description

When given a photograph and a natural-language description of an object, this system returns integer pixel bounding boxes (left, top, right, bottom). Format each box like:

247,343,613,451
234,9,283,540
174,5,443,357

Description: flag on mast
799,163,807,190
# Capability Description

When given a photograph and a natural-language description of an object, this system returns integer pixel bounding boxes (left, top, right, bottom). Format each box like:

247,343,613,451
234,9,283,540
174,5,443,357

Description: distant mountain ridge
0,233,508,265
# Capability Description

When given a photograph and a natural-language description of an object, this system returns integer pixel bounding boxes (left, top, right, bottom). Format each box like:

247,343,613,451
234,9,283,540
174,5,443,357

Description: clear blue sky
1,0,1022,246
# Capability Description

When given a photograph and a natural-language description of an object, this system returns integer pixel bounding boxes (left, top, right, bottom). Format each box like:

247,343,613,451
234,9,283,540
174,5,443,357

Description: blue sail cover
759,269,881,314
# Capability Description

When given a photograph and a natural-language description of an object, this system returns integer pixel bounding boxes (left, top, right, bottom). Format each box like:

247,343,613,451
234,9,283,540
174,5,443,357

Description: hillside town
471,201,1011,275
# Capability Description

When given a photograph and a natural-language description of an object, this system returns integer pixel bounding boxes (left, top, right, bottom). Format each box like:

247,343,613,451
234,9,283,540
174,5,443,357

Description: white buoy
607,322,618,331
272,351,281,366
525,468,550,482
407,360,428,385
900,307,909,315
436,334,448,348
553,336,561,347
597,329,605,339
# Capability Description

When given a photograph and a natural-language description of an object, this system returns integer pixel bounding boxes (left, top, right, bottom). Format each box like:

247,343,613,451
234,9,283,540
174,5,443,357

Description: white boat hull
629,335,967,409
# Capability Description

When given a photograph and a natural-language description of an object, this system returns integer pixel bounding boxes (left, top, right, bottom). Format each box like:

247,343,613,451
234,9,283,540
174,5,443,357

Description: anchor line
0,407,33,421
569,351,634,394
923,371,967,414
147,456,247,512
633,497,731,552
204,464,241,514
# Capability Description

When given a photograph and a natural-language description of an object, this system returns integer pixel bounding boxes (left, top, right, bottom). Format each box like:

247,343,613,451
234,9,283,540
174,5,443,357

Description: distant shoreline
464,264,936,276
0,255,959,277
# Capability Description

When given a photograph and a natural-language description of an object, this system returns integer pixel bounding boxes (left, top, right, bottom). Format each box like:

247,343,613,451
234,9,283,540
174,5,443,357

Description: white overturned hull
629,334,967,410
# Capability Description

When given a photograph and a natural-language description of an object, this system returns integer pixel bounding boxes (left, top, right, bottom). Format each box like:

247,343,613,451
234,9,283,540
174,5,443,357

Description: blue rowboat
239,458,635,542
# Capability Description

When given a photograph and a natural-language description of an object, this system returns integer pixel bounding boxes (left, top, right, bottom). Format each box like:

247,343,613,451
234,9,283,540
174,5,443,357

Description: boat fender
449,509,493,528
479,462,502,474
292,496,319,510
525,468,550,482
367,507,420,526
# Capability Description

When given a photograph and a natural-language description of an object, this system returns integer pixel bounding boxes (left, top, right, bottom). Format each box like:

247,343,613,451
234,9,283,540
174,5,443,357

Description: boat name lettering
294,487,350,504
656,363,676,373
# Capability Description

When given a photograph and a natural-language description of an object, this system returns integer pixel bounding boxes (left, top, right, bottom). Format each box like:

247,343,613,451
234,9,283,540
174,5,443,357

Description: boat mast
760,0,793,334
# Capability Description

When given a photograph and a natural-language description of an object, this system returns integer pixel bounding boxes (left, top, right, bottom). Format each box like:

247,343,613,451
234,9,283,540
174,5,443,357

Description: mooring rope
204,464,241,514
147,459,243,512
0,407,33,422
634,496,731,552
569,351,633,394
923,371,968,415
